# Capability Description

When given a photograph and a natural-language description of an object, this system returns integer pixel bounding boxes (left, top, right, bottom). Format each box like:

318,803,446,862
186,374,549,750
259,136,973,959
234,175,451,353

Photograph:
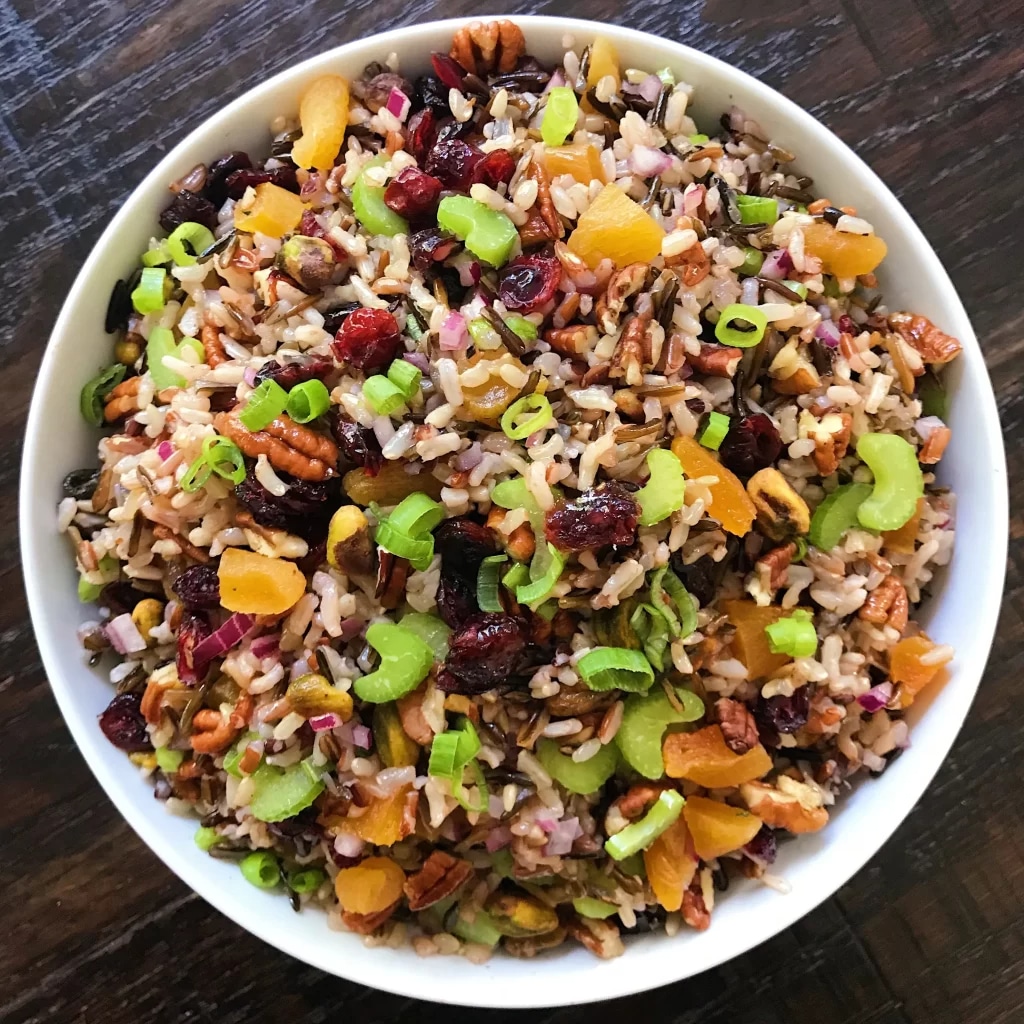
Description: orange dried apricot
683,795,763,861
643,814,698,912
234,182,306,238
542,143,606,185
586,36,620,91
720,599,795,679
663,725,772,788
890,635,950,707
803,221,887,278
217,548,305,615
882,497,924,554
567,184,665,269
670,436,756,537
292,75,350,171
335,786,414,846
333,856,405,915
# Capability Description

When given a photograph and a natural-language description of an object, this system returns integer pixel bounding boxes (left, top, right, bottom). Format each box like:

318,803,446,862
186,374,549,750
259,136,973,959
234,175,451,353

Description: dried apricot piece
335,786,415,846
882,497,925,554
292,75,351,171
333,856,405,915
643,814,698,911
671,435,756,537
683,795,763,860
803,221,887,278
890,635,951,707
217,548,305,615
721,598,795,679
234,182,306,238
567,184,665,269
663,725,772,787
586,36,620,91
542,143,606,185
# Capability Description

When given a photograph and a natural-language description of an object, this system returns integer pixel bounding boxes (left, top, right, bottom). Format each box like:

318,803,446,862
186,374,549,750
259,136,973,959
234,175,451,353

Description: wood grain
1,0,1022,1020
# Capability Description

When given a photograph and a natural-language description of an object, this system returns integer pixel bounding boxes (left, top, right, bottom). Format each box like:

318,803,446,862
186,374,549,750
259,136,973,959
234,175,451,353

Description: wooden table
2,1,1021,1020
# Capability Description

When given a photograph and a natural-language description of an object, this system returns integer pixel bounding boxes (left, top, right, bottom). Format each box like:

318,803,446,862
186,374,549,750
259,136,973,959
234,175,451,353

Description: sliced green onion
194,826,220,852
477,554,508,613
577,647,655,693
387,359,422,400
492,477,534,511
808,482,873,550
615,687,705,779
181,435,246,493
736,194,779,225
467,318,499,347
504,315,538,341
131,266,167,314
635,448,685,526
166,221,216,266
286,379,330,423
604,789,685,860
374,520,435,571
656,67,676,86
541,86,580,147
764,609,817,658
80,363,127,427
688,133,709,144
388,492,445,537
535,737,619,795
352,622,434,703
287,867,327,894
240,850,280,889
146,326,186,390
699,411,730,451
249,758,325,822
535,599,558,621
398,612,450,661
573,897,619,920
363,374,406,416
856,433,924,532
142,243,171,267
793,536,809,562
180,453,212,494
738,246,764,276
405,313,425,342
78,574,104,602
502,561,530,591
429,718,482,782
659,570,697,639
239,379,288,431
715,303,768,348
155,747,184,773
632,604,671,671
500,394,553,441
451,758,489,813
516,544,565,609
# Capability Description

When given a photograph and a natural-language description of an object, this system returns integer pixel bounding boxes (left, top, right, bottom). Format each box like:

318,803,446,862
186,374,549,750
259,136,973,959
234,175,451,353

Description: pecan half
688,342,743,378
715,697,759,754
810,412,852,476
740,779,828,833
342,900,399,935
544,323,598,358
201,320,227,368
190,708,239,754
140,674,181,725
668,241,710,286
104,377,141,422
486,507,535,562
596,262,648,333
858,574,908,632
755,541,796,590
566,916,625,959
609,314,648,386
396,684,435,746
214,410,338,481
519,208,554,247
403,851,474,911
919,425,951,465
450,19,526,76
529,157,563,241
681,877,711,931
889,312,962,365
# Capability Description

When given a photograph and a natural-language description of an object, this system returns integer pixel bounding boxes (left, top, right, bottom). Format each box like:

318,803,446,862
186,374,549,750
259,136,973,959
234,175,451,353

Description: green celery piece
249,759,324,822
437,195,517,267
397,612,451,661
809,482,873,550
352,156,408,237
352,622,433,703
615,688,705,779
452,909,503,947
604,789,685,860
856,433,925,532
572,897,618,920
535,738,618,795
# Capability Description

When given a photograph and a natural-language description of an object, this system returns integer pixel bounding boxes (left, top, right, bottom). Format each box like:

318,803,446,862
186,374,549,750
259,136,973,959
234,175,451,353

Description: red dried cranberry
332,307,402,372
384,167,443,219
753,686,810,746
425,139,485,191
743,825,777,866
472,150,516,189
172,565,221,610
159,190,218,233
545,484,640,552
837,313,855,335
442,614,533,692
412,76,450,116
98,692,153,752
177,612,212,686
434,517,500,628
253,356,334,391
498,254,562,312
430,52,467,90
407,109,438,163
409,228,460,271
224,165,299,200
718,413,783,478
235,472,332,531
203,151,252,206
330,413,383,476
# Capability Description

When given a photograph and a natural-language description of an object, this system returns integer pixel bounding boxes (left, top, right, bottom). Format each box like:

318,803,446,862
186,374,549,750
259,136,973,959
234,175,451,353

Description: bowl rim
20,14,1008,1007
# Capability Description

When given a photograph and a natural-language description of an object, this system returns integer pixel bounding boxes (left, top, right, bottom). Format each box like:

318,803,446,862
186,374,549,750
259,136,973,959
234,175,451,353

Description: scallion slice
386,359,422,400
699,411,730,450
286,379,330,423
181,435,246,493
634,447,685,526
604,789,685,860
500,393,553,441
502,561,530,591
397,612,450,661
736,194,779,225
388,492,444,538
764,609,818,658
131,266,167,315
79,363,126,427
166,221,216,266
374,520,434,571
715,303,768,348
239,379,288,431
577,647,655,693
363,374,405,416
516,544,565,609
146,326,186,390
477,554,508,613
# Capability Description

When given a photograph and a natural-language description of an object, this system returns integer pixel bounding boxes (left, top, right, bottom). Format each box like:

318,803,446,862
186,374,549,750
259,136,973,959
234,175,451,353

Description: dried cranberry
159,190,217,233
203,151,252,206
837,314,855,335
430,52,467,90
498,254,562,312
442,614,533,692
235,471,333,531
409,228,460,272
545,484,640,552
718,413,783,478
743,825,778,866
472,150,516,189
412,75,450,116
253,356,334,391
753,686,810,746
332,307,402,373
425,139,485,191
330,413,383,475
224,165,299,200
98,692,152,752
434,517,499,628
384,167,443,219
177,612,212,686
406,109,438,163
435,574,480,631
172,565,221,610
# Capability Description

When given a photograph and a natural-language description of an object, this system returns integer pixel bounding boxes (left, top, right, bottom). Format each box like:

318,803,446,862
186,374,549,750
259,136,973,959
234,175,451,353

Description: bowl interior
20,15,1007,1008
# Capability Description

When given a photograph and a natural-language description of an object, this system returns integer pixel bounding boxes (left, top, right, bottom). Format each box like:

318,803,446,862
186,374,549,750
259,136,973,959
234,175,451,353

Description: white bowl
21,15,1008,1008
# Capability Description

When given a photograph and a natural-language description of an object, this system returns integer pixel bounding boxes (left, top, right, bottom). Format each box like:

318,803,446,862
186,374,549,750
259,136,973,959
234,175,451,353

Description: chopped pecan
668,241,710,286
771,363,821,395
104,377,141,422
889,312,962,365
152,524,212,563
342,901,399,935
595,262,648,333
919,425,951,465
544,323,597,358
375,550,410,609
214,410,338,481
688,342,742,378
566,916,625,959
740,779,828,833
810,412,852,476
715,697,759,754
529,158,563,241
396,684,435,746
140,674,181,725
580,363,610,387
486,507,535,562
858,574,908,632
681,877,711,931
608,782,673,825
881,332,919,394
450,19,526,75
518,208,554,247
403,851,474,910
609,314,648,386
657,331,689,375
613,389,645,421
201,320,228,368
755,542,796,590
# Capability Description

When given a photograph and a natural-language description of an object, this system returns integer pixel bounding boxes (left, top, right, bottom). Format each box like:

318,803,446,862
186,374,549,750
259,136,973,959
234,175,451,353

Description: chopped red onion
815,318,842,348
915,416,945,442
334,833,366,859
488,793,504,818
542,817,582,857
157,440,173,461
190,612,256,665
857,682,893,713
683,183,705,216
485,826,513,852
638,73,663,102
439,310,468,351
543,70,565,93
385,87,411,122
629,145,673,178
455,442,484,471
402,351,430,372
817,304,833,320
310,712,342,732
105,613,147,655
250,632,281,659
351,723,372,748
243,366,259,387
340,616,365,641
534,809,559,834
761,248,793,280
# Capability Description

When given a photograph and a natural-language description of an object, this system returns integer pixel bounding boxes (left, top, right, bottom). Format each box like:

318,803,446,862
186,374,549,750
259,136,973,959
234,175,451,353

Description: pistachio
746,468,811,541
504,925,568,957
285,672,354,721
114,337,143,366
372,702,421,767
276,234,336,292
204,675,241,710
592,598,642,650
326,505,375,577
484,891,561,938
131,598,164,644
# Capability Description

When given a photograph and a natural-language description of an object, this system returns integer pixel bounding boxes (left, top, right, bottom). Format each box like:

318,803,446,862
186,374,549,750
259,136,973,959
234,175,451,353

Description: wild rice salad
64,21,962,959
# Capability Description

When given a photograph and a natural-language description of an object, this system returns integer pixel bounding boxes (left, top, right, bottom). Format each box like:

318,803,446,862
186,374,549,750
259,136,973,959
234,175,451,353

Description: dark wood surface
1,1,1022,1020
